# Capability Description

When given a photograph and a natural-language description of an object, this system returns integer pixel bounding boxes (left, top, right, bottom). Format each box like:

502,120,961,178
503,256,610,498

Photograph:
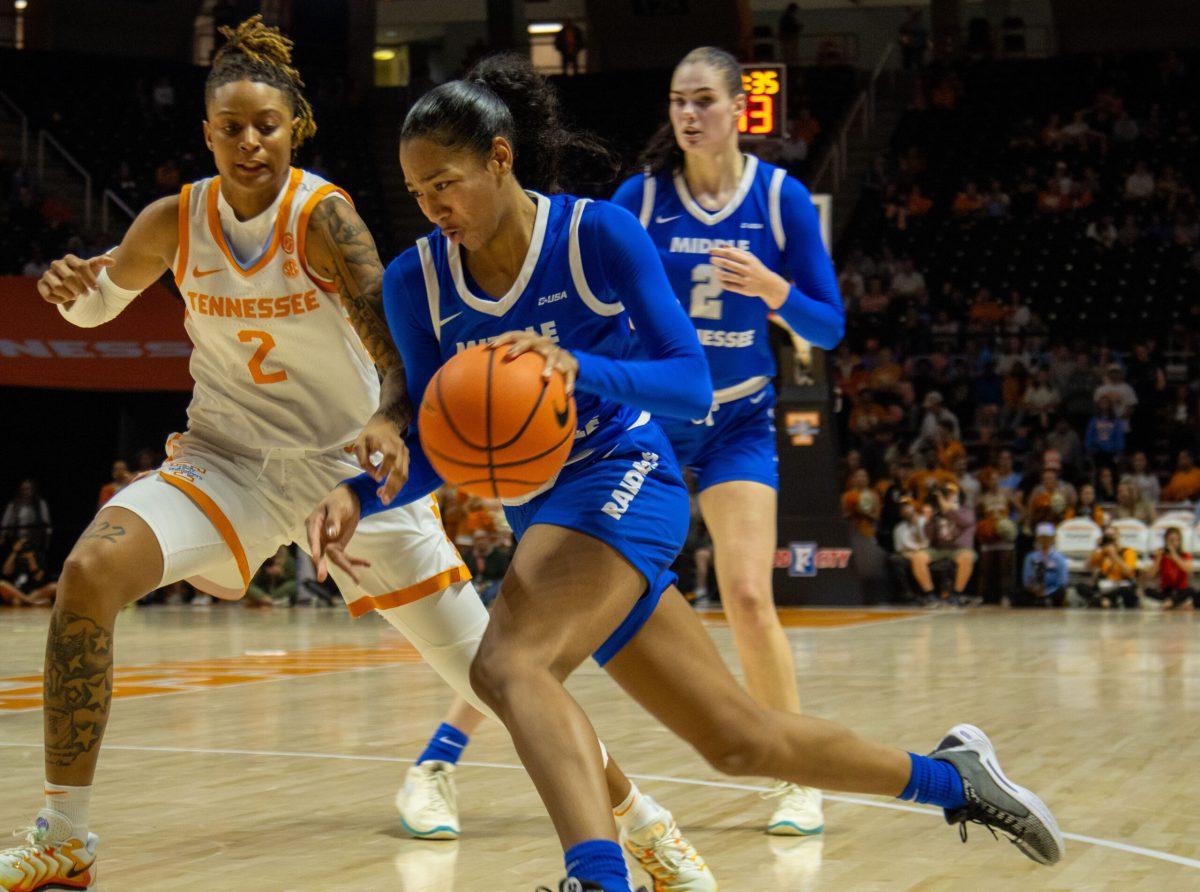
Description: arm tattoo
310,198,411,429
81,519,125,544
44,610,114,769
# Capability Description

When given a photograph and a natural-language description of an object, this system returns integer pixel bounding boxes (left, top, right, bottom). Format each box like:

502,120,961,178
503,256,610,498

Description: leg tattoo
44,610,114,770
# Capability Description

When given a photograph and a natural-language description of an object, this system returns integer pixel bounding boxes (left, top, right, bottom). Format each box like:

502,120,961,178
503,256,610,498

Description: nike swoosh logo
741,222,765,229
553,401,570,428
437,736,466,749
63,847,92,879
655,215,681,224
192,266,222,278
441,312,462,326
749,391,768,404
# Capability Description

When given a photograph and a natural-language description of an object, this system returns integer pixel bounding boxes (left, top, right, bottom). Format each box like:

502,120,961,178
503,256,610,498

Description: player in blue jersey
611,45,843,837
306,55,1062,892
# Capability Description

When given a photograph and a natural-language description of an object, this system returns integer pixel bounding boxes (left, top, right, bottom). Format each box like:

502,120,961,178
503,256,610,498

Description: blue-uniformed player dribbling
307,51,1064,892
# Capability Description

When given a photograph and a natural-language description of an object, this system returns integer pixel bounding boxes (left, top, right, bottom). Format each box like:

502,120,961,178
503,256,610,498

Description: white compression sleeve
56,267,141,328
377,579,499,721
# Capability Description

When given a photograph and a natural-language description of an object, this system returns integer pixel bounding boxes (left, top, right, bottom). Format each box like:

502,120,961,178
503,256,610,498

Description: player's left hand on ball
709,246,790,308
491,330,579,394
306,484,370,584
354,412,410,505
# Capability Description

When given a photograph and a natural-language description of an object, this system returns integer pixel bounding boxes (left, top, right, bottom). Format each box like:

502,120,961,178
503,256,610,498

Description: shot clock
738,64,786,139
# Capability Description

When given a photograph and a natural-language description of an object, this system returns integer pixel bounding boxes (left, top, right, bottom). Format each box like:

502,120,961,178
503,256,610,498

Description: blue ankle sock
416,722,469,766
564,839,630,891
899,752,967,809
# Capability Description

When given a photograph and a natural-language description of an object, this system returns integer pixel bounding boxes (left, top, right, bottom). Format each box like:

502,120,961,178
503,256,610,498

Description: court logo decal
0,644,423,712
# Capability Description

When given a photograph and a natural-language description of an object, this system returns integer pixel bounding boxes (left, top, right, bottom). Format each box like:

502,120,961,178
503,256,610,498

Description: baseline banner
0,276,192,391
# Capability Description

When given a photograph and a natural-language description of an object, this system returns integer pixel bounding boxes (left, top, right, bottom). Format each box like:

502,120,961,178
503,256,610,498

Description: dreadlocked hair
401,53,619,194
206,15,316,150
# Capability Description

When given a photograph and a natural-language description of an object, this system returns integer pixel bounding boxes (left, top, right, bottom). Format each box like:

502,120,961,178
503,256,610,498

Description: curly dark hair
400,52,618,194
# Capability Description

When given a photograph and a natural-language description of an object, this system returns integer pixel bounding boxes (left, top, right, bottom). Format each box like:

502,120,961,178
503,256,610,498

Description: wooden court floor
1,605,1198,891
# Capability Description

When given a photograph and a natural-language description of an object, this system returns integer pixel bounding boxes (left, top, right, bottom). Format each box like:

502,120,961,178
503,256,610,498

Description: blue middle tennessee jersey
614,155,791,392
414,192,643,465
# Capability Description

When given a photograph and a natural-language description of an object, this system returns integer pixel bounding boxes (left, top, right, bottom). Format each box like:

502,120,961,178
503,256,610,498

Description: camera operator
0,538,56,607
1079,527,1139,609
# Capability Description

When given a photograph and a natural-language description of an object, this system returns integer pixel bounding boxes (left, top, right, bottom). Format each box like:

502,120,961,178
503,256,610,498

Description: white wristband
56,266,141,329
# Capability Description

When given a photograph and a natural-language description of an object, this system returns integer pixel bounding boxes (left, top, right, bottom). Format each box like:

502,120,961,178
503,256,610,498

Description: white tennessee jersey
172,168,378,451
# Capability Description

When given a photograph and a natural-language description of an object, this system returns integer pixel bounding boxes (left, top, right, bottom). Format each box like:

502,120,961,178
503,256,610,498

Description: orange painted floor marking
0,643,423,712
696,607,922,628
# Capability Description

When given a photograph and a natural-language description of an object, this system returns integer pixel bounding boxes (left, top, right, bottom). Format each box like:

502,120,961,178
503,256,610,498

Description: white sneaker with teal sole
396,761,460,840
764,783,825,836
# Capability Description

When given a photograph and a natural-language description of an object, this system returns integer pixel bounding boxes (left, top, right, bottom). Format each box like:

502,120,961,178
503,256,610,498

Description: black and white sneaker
930,723,1064,865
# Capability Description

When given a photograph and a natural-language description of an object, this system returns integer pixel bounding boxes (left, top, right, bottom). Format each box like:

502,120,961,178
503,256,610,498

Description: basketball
418,344,577,499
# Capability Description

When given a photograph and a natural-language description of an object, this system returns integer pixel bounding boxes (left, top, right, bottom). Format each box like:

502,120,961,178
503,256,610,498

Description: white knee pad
377,580,498,721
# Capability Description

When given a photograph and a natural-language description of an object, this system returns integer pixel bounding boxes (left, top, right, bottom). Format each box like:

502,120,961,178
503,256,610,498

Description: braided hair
205,15,317,150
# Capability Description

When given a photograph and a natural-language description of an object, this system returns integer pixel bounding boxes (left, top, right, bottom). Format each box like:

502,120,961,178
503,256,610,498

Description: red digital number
738,94,775,136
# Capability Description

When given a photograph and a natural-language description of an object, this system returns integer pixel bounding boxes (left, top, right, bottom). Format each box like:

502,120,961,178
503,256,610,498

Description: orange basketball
418,344,577,499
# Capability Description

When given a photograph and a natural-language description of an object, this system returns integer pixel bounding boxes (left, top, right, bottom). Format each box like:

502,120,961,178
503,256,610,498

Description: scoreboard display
738,64,786,140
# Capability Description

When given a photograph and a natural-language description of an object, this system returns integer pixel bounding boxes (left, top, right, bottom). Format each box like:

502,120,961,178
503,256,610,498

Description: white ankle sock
44,782,91,837
612,784,661,831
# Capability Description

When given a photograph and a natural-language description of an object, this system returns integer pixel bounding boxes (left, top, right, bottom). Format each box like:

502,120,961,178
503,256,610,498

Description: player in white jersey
0,19,704,892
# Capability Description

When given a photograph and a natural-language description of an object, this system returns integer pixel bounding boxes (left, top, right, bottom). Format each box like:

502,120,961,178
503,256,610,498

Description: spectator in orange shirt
952,181,985,216
1080,527,1140,608
1067,483,1109,527
98,459,132,508
841,469,881,539
968,287,1007,328
906,450,956,503
1025,467,1076,532
934,421,966,471
1037,179,1070,213
906,184,933,217
1001,363,1030,419
1162,450,1200,501
461,496,498,539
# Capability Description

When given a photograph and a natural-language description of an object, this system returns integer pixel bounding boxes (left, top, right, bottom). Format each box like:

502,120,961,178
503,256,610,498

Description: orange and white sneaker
0,811,97,891
621,803,715,892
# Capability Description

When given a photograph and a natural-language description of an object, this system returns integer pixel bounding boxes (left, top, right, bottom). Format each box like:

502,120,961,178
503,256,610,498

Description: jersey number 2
238,330,288,385
689,263,724,320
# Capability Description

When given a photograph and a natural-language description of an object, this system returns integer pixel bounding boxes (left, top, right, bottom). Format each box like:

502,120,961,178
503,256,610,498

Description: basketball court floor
1,605,1197,890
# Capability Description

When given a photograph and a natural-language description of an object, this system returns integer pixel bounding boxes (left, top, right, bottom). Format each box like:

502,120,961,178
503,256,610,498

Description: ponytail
401,53,618,193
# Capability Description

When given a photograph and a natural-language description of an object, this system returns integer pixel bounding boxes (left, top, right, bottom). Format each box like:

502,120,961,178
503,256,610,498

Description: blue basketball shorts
657,382,779,492
503,418,690,665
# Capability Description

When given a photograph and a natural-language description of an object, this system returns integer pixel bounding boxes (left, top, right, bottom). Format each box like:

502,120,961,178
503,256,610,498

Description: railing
37,130,92,229
811,43,894,196
0,89,29,164
100,188,136,234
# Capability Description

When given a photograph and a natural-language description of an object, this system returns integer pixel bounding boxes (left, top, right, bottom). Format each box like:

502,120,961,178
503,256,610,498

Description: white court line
1,740,1197,870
